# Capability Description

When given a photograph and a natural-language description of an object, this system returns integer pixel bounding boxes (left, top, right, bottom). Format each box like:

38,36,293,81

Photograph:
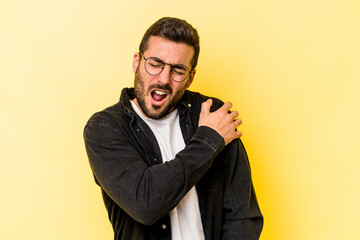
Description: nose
156,64,172,85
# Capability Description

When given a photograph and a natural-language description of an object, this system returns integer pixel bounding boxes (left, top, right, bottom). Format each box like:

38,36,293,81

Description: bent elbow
128,205,169,226
132,211,164,226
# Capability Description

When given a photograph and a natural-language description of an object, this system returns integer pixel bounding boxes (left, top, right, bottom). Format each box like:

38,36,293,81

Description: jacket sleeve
83,115,225,225
221,138,264,239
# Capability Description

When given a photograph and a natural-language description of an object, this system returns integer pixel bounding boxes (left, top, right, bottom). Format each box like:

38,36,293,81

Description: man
84,17,263,239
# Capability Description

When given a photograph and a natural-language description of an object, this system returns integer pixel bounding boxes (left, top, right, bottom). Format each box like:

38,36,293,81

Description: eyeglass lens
145,57,189,82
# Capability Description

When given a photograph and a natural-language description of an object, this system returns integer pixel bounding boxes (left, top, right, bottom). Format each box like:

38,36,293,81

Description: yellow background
1,0,359,239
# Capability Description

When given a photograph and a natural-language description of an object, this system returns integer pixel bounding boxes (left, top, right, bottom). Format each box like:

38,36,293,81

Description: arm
222,139,264,239
84,117,224,225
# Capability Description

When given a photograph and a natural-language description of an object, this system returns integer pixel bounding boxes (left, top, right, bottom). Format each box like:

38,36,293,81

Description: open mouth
151,90,168,103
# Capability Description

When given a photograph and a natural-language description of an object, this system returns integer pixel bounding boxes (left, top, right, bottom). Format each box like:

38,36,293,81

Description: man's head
132,17,200,119
139,17,200,70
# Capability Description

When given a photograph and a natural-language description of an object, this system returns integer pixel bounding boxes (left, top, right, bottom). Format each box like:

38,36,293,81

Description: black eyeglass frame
139,51,194,82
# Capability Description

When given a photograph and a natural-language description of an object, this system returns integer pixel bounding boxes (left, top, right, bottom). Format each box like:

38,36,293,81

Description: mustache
149,83,172,93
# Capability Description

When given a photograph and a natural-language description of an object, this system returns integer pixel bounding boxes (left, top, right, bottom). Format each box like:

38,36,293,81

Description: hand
199,99,242,145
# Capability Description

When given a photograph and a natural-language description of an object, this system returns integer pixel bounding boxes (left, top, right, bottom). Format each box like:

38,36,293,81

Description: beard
134,68,186,119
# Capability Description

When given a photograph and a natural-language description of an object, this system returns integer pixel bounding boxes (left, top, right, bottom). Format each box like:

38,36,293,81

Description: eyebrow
148,55,190,69
149,57,164,63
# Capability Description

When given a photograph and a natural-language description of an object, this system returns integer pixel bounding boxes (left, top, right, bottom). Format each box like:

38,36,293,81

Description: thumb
201,99,213,115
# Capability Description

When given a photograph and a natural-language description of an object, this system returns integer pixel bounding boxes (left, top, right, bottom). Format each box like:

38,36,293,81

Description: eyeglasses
139,51,193,82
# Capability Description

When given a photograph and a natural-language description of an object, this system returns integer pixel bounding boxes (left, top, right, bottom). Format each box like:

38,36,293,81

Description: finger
226,130,242,145
229,110,239,119
235,130,242,138
201,99,213,114
233,118,242,127
220,102,233,112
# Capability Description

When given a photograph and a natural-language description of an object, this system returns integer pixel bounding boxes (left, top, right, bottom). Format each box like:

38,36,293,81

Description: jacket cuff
194,126,225,154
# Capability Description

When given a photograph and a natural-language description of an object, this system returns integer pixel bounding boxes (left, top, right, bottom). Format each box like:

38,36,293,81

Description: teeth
154,90,166,95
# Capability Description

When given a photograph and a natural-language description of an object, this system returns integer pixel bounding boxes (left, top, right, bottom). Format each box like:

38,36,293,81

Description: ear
186,69,196,88
132,52,140,73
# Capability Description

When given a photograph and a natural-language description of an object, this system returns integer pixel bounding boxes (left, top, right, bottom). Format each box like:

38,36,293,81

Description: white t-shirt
131,101,205,240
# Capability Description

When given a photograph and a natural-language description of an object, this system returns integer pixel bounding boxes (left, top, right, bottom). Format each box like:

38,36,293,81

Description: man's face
132,36,196,119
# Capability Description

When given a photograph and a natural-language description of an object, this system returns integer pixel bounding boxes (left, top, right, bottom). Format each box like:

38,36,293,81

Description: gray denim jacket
84,88,263,239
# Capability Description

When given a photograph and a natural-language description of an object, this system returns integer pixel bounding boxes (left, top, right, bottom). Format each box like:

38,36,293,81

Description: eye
147,58,164,68
172,65,188,75
149,63,162,68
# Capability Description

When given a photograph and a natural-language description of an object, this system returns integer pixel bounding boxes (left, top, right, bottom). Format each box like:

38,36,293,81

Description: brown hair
139,17,200,70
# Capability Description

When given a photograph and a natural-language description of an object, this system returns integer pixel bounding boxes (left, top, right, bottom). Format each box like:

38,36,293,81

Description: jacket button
161,224,167,229
187,103,191,108
154,158,157,162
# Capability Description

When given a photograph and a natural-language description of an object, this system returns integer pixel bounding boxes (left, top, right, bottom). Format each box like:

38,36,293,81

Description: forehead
144,36,194,66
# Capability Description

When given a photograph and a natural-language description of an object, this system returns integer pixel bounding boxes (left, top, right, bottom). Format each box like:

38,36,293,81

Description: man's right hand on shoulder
198,99,242,146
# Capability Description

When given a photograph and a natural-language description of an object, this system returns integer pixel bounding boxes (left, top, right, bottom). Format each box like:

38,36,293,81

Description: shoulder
84,101,131,140
185,90,225,113
87,102,123,124
86,88,134,129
